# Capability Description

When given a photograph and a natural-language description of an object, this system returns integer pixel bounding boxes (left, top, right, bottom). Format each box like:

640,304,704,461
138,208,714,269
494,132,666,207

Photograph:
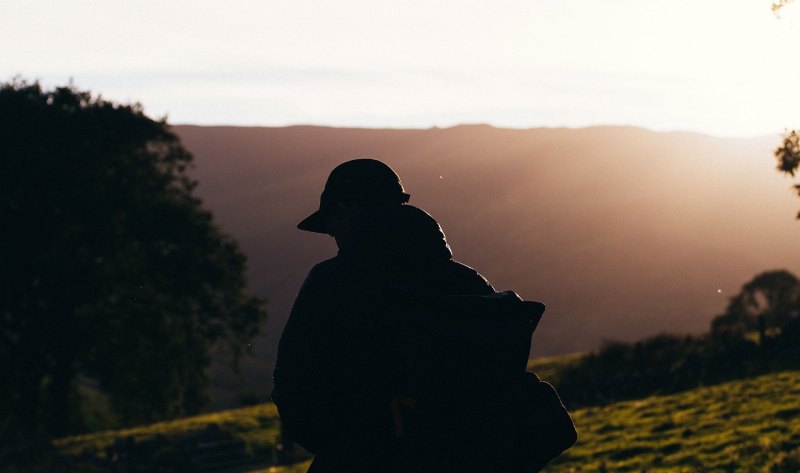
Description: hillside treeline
554,269,800,408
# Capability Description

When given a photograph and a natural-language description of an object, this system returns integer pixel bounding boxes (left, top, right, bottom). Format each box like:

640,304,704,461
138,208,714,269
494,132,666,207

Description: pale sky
3,0,800,137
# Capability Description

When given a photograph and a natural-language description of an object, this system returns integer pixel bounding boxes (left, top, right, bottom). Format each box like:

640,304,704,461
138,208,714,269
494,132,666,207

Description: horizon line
170,122,784,141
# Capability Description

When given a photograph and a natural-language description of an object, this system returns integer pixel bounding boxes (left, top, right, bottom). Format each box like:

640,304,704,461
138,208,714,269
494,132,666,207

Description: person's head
298,159,410,247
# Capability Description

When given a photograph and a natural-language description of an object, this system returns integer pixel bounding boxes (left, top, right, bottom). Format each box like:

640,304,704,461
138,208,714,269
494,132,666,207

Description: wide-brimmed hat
298,158,411,233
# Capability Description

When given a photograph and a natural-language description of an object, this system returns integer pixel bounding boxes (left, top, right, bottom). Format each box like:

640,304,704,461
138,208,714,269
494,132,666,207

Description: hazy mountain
173,124,800,406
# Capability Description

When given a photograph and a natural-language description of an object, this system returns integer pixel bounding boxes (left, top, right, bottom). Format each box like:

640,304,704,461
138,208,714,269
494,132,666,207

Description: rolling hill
172,125,800,405
49,365,800,472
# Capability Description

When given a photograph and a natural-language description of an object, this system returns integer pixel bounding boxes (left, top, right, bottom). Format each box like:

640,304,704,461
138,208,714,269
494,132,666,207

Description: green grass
549,370,800,472
54,402,281,459
262,370,800,472
52,353,583,462
52,359,800,473
528,352,584,385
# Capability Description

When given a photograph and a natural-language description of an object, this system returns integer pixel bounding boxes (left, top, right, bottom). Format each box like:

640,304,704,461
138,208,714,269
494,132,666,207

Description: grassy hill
527,352,584,385
54,403,281,460
550,370,800,472
48,357,800,472
49,403,286,472
267,371,800,472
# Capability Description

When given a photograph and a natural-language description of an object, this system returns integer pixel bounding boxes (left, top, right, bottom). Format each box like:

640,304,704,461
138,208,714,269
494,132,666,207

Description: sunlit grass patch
54,402,281,457
527,352,584,384
51,364,800,472
547,370,800,471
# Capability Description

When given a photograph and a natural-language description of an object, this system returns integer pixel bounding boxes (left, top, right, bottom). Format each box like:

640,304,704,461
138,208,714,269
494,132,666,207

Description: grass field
527,352,584,385
52,363,800,472
549,370,800,472
53,402,283,464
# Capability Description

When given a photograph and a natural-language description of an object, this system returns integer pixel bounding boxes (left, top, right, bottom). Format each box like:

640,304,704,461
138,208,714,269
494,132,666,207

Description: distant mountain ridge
172,124,800,406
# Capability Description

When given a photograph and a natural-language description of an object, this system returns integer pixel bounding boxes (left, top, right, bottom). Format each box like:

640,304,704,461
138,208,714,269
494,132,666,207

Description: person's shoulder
447,260,487,280
309,255,341,273
442,260,495,294
305,254,366,284
305,255,348,281
294,256,348,300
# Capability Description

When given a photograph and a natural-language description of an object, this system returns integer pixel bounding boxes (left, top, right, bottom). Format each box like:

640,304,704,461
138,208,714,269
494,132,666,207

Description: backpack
386,289,577,473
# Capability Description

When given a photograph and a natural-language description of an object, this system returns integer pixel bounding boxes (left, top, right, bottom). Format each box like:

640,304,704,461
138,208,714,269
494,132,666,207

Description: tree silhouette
771,2,800,216
772,0,795,16
775,131,800,217
0,79,266,446
712,270,800,334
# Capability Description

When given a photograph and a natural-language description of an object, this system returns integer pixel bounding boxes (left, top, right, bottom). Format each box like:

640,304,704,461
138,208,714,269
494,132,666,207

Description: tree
771,2,800,215
0,79,266,446
772,0,795,16
711,270,800,334
775,130,800,217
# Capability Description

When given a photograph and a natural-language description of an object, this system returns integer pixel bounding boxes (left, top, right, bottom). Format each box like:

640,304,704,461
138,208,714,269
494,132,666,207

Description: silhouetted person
272,159,495,472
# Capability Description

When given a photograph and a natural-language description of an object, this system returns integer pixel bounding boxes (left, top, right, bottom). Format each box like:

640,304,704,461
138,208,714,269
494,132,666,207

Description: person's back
272,160,495,472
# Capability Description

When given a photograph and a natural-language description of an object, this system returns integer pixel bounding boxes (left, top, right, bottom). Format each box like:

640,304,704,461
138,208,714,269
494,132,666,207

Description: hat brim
297,209,329,233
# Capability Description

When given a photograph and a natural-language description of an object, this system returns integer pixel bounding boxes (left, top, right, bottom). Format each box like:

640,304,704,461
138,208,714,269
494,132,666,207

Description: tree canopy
0,79,266,445
775,130,800,218
772,0,795,16
771,2,800,216
712,269,800,333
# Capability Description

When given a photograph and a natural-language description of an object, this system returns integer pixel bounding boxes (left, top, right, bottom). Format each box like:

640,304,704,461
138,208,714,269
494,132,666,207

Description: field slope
52,369,800,472
549,371,800,472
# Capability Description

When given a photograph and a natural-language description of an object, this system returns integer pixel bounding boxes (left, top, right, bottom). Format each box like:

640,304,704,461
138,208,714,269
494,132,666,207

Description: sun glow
2,0,800,136
775,1,800,27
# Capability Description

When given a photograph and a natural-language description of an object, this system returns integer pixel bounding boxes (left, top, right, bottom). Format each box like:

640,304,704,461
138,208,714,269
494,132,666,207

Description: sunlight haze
3,0,800,137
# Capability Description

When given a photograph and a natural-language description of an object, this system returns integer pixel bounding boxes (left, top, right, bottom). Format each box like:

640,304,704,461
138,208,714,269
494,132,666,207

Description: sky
3,0,800,138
